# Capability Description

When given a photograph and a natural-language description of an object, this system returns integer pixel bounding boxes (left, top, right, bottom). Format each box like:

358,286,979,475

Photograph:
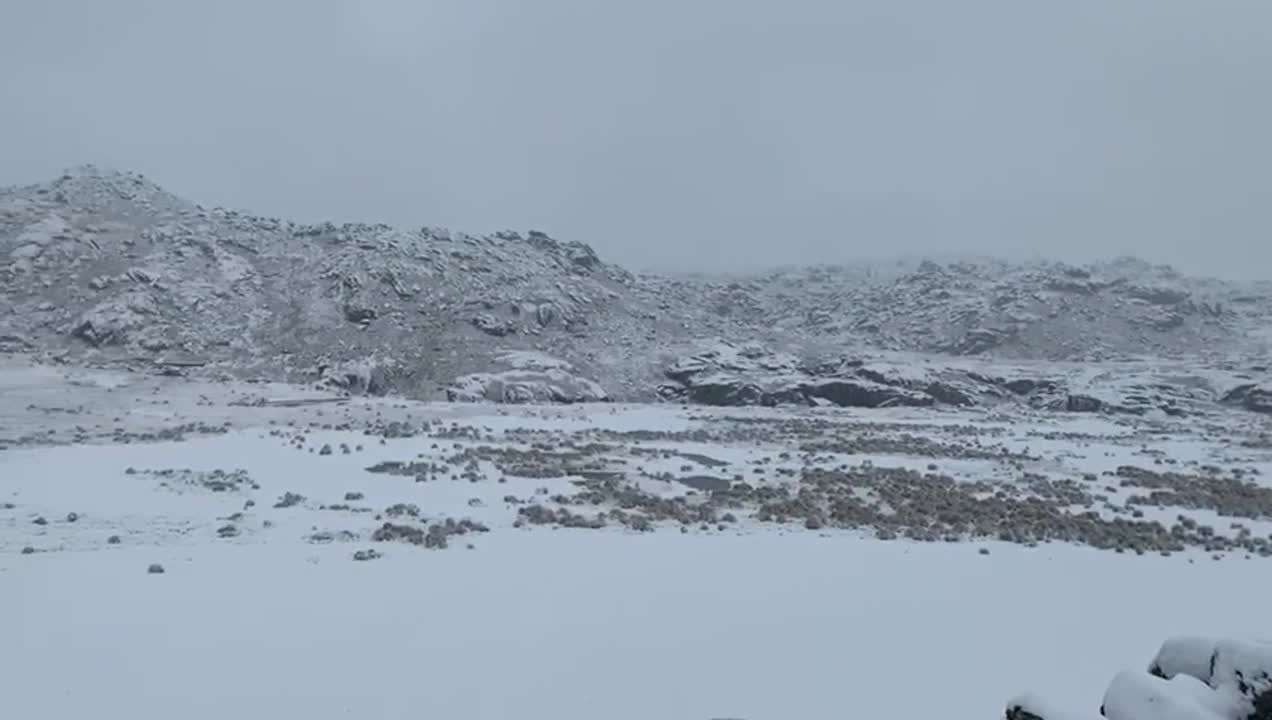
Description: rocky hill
2,166,1270,407
714,255,1271,360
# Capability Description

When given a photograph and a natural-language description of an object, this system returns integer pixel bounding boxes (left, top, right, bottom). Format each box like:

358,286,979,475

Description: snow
1,528,1266,720
1151,636,1224,679
1101,671,1233,720
1008,691,1100,720
9,214,69,265
1212,639,1272,703
0,433,1268,720
3,363,1272,719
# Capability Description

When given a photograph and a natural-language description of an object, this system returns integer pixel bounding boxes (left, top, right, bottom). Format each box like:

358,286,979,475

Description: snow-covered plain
6,520,1268,720
3,361,1272,720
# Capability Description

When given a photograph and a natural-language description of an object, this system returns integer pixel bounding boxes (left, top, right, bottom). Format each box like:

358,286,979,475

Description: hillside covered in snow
4,168,1271,719
3,166,1270,413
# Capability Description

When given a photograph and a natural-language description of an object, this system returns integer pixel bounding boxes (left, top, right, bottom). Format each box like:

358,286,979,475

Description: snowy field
3,359,1271,719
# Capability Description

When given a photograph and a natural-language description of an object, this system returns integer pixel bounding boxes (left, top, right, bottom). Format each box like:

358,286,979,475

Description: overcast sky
2,1,1269,278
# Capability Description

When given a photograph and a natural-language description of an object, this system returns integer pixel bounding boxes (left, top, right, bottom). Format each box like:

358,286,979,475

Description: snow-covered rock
1210,641,1272,720
1101,670,1238,720
659,343,1254,416
661,346,1007,409
659,343,955,408
316,356,401,395
447,352,608,404
1006,692,1099,720
1223,384,1272,415
1150,637,1228,683
3,166,1271,403
1009,637,1272,720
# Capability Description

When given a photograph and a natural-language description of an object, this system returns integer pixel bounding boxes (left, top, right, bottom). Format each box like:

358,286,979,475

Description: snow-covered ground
3,359,1271,719
5,523,1268,720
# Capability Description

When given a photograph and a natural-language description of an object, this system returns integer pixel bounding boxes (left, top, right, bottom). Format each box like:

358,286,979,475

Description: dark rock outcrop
802,377,934,408
1065,394,1104,413
1223,384,1272,415
662,343,1249,416
660,343,988,409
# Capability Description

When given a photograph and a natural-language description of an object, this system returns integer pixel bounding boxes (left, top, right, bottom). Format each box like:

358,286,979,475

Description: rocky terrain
3,166,1272,720
3,166,1271,414
1010,637,1272,720
4,356,1271,719
5,356,1272,562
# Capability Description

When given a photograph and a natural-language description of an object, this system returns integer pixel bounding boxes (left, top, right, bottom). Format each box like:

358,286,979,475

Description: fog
2,0,1269,279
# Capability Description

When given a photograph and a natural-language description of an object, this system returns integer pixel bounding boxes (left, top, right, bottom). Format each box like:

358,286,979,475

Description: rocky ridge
657,341,1272,418
2,166,1270,410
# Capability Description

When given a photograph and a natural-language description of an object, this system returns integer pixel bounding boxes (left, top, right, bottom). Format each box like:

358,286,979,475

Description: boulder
1007,637,1272,720
1066,395,1105,413
924,380,977,406
802,377,934,408
447,352,607,404
678,373,767,407
1005,693,1093,720
1003,378,1054,395
342,304,376,324
1147,638,1272,720
318,357,400,395
1150,637,1224,682
69,293,157,347
1101,669,1240,720
472,313,515,337
1223,384,1272,415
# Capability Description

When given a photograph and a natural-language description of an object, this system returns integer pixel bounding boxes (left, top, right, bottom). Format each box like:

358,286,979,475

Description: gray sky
2,1,1269,279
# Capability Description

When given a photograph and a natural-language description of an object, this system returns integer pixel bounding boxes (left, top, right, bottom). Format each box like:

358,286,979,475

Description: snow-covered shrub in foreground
1007,637,1272,720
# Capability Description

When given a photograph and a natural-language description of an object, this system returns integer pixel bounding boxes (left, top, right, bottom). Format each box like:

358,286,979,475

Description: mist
2,0,1269,279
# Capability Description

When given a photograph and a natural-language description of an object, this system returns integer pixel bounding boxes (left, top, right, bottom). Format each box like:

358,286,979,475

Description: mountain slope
2,166,1268,399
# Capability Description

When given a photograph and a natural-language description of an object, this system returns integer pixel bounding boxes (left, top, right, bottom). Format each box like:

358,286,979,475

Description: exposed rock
1003,378,1052,395
658,341,1244,415
942,327,1011,355
662,343,1001,409
472,313,515,337
660,343,958,408
1224,384,1272,415
342,304,377,324
317,357,398,396
3,166,1270,406
448,352,608,404
1126,285,1191,306
1065,394,1104,413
